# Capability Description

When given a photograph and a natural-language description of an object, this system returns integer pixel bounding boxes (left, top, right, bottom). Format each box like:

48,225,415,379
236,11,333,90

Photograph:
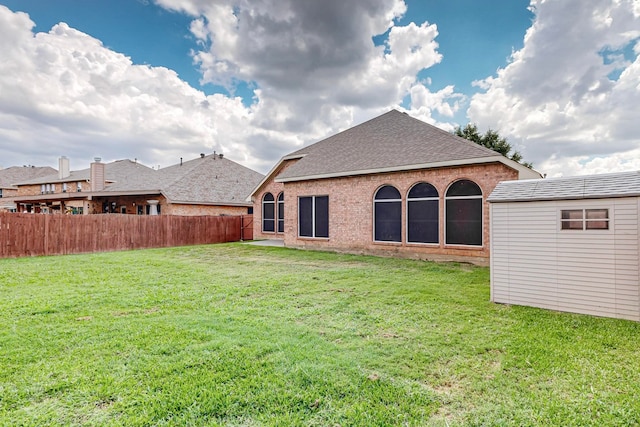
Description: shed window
445,180,482,246
299,196,329,238
561,209,609,230
407,182,439,244
277,192,285,233
262,193,275,232
374,185,401,242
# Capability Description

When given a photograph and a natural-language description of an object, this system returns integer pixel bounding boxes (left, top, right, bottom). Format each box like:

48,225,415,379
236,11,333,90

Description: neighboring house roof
14,159,156,186
11,154,264,207
154,154,264,205
274,109,541,183
488,171,640,203
0,166,58,189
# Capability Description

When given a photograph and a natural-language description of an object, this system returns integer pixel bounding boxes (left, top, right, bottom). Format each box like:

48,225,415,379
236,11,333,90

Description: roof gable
276,110,507,181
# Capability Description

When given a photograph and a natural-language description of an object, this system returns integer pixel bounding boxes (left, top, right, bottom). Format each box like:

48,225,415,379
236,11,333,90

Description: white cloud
468,0,640,177
0,2,463,173
156,0,463,156
0,5,261,171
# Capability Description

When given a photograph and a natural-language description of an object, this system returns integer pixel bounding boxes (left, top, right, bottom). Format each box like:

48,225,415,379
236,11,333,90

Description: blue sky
3,0,532,117
0,0,638,177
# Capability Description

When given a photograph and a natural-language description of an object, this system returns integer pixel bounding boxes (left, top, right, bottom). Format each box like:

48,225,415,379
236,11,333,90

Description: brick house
9,153,263,216
0,165,58,211
250,110,542,264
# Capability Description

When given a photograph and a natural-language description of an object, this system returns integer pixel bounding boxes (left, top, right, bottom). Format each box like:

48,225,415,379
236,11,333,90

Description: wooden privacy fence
0,212,253,258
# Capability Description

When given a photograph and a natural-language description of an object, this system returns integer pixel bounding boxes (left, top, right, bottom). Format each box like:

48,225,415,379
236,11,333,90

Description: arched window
407,182,439,244
374,185,401,242
445,180,482,246
262,192,275,232
277,192,284,233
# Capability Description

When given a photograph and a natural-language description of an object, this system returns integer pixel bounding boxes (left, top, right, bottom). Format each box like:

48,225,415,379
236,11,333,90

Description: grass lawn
1,243,640,426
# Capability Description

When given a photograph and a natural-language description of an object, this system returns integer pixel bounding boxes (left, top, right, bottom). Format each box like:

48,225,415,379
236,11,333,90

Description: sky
0,0,639,177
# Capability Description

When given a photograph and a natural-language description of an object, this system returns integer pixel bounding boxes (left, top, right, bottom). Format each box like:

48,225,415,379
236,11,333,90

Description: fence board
0,212,253,258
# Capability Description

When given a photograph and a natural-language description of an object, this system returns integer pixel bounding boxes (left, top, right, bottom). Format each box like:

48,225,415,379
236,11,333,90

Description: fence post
44,214,49,256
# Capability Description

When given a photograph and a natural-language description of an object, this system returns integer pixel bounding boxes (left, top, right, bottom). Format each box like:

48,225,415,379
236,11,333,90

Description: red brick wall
16,182,86,196
254,162,520,264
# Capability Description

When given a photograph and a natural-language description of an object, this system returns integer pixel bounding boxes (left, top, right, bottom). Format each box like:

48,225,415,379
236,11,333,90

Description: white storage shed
488,171,640,321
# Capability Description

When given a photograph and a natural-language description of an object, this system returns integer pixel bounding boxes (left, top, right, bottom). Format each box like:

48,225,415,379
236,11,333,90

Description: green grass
1,243,640,426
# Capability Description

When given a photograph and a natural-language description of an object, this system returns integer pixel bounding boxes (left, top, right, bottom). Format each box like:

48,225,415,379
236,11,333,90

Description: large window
374,185,401,242
445,180,482,246
299,196,329,238
407,182,439,244
277,192,285,233
262,192,275,232
561,209,609,230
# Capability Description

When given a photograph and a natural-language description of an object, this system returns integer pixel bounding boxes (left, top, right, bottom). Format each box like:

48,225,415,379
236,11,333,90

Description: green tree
454,123,532,168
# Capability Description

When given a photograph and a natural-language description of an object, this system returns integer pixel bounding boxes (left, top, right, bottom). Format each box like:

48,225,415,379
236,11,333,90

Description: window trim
277,192,285,233
444,179,483,247
298,195,329,239
560,208,610,231
373,185,402,244
262,192,275,233
406,182,439,245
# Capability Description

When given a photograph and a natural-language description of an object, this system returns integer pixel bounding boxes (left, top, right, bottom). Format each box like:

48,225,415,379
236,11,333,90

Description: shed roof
488,171,640,203
274,109,539,183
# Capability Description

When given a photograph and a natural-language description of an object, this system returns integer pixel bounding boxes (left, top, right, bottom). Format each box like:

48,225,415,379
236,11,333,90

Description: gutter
275,156,542,183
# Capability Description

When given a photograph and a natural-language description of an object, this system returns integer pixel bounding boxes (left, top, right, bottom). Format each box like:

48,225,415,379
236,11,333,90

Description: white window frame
560,208,611,231
406,182,439,246
444,180,483,247
298,195,329,239
261,192,275,233
277,192,285,233
373,185,402,244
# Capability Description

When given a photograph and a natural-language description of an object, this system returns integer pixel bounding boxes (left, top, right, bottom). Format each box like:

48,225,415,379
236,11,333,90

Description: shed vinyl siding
490,198,640,321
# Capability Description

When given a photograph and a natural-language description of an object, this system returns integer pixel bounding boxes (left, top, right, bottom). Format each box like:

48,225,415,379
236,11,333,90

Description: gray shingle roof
13,160,156,186
13,155,264,206
276,109,505,181
488,171,640,202
95,155,264,205
0,166,57,188
154,154,264,205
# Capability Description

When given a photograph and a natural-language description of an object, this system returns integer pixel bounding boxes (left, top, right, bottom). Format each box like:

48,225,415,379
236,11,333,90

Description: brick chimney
90,157,105,191
58,156,70,179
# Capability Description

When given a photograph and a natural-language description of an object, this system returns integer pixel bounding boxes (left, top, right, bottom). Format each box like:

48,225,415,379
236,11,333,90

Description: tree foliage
454,123,533,168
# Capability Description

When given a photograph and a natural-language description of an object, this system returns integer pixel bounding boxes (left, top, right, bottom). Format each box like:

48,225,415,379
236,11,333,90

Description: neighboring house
9,153,263,216
250,110,542,264
0,165,58,211
489,171,640,321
